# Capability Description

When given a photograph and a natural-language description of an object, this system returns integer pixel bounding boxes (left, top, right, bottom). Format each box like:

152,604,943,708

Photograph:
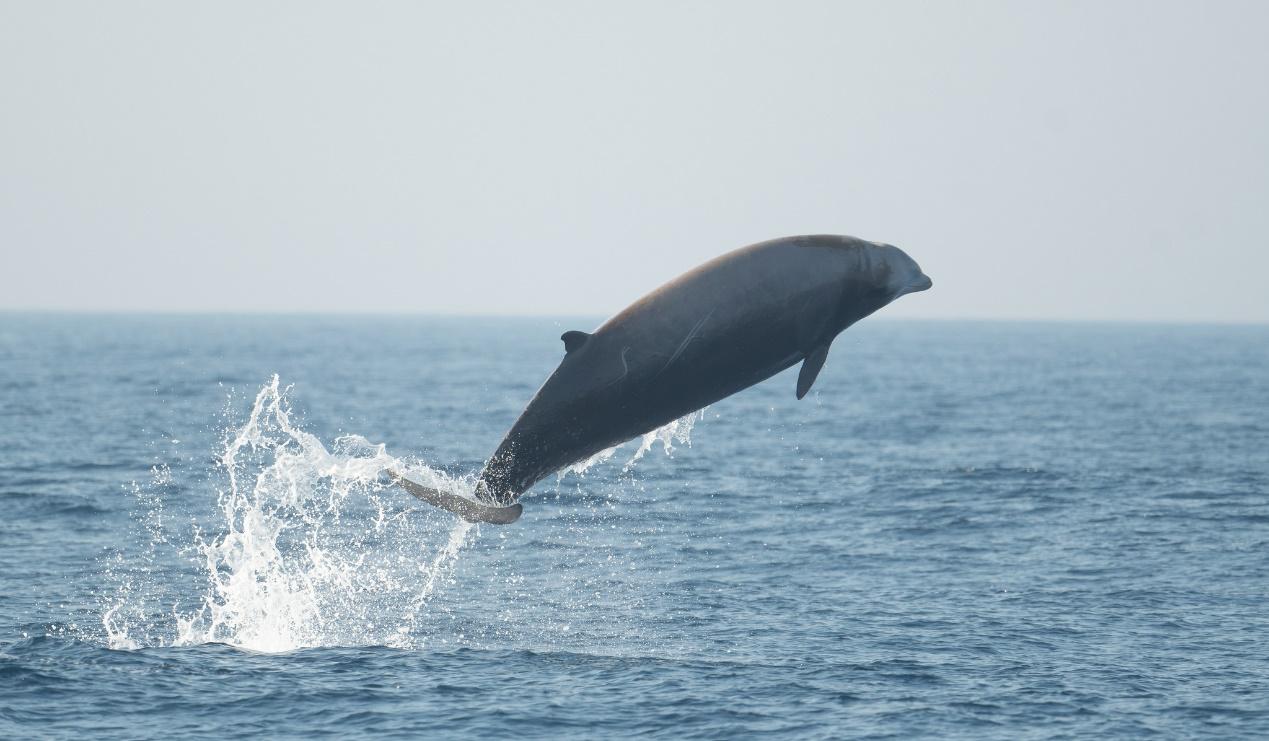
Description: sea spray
104,376,480,652
624,409,704,471
562,409,706,478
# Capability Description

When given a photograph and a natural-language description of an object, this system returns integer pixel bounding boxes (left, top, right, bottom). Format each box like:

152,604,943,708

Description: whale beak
897,273,932,297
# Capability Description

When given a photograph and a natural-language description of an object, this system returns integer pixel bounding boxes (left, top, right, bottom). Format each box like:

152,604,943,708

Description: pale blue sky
2,1,1266,321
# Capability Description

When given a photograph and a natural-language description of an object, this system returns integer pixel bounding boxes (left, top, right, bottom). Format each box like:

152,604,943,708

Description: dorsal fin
796,342,831,399
561,330,591,353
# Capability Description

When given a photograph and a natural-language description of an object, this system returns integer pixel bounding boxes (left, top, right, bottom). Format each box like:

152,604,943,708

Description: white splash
623,409,704,470
104,375,478,653
562,409,705,478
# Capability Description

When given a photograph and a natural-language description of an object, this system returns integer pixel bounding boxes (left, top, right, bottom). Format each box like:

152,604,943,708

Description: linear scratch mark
604,345,632,389
655,309,715,380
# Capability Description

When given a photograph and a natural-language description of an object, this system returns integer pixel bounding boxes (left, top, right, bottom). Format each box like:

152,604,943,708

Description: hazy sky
2,1,1266,321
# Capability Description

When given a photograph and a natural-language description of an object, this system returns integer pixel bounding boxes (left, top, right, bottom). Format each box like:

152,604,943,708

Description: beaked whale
391,235,932,523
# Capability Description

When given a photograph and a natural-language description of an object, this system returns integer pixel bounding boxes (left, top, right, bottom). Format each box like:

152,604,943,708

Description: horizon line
1,308,1267,328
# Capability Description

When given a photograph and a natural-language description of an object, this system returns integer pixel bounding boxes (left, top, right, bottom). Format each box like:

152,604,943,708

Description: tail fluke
387,470,523,525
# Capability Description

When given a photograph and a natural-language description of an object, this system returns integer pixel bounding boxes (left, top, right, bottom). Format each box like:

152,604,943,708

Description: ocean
1,315,1266,738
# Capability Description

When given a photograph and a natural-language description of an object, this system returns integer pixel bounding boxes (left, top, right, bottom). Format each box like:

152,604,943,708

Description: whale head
814,236,933,331
872,242,932,299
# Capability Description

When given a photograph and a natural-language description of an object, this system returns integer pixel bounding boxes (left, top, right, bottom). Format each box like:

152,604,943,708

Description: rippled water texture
2,316,1267,738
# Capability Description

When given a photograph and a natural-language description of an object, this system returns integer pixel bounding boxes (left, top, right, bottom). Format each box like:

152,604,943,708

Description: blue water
2,315,1267,738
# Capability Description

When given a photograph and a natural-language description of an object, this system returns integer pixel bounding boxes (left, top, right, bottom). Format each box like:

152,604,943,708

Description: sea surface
1,315,1267,739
